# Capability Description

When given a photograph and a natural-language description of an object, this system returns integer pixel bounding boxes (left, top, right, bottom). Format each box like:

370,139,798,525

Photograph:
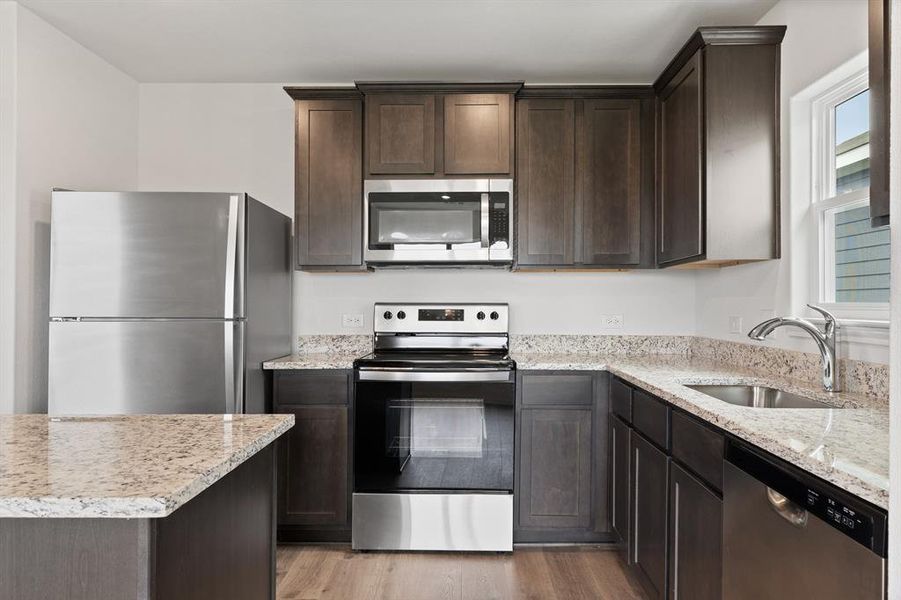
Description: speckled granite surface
690,337,888,402
263,334,889,509
0,414,293,518
265,353,359,370
297,334,372,355
510,334,692,355
514,353,889,509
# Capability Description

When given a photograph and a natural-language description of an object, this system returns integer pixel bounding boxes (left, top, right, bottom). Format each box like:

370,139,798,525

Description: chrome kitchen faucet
747,304,840,392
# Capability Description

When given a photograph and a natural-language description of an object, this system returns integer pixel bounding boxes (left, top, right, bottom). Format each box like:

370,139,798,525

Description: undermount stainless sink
685,384,835,409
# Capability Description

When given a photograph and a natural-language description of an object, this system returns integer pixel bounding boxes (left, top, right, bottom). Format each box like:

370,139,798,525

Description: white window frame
809,68,889,322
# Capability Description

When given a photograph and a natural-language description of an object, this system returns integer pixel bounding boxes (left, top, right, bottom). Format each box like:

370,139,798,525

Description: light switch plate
342,314,364,328
729,316,743,334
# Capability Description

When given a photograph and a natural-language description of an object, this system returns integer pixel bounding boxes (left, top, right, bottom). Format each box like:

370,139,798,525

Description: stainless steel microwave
363,179,513,265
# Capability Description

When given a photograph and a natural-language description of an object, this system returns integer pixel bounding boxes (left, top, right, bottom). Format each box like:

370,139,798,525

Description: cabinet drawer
671,410,724,491
631,389,669,450
521,374,593,406
610,378,632,422
274,371,350,405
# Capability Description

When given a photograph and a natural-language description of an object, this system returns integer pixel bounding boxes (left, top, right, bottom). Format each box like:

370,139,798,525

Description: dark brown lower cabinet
0,445,276,600
631,431,669,600
277,405,348,526
515,371,611,543
519,407,593,529
274,370,352,542
668,462,722,600
610,415,631,561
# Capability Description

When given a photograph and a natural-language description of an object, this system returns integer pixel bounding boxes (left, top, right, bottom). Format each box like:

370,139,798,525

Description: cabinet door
276,405,349,526
668,462,722,600
519,408,592,529
515,99,575,265
294,99,362,267
578,99,642,265
658,50,704,265
444,93,512,174
610,416,632,561
366,94,435,174
631,432,669,600
869,0,890,226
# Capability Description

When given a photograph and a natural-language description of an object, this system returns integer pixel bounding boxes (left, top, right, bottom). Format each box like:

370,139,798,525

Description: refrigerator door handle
224,195,240,320
224,321,245,414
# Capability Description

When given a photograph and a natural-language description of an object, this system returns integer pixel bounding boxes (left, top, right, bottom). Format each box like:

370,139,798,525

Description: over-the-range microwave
363,179,513,265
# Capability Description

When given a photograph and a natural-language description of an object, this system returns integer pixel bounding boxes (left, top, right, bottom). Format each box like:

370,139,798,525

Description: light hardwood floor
276,545,647,600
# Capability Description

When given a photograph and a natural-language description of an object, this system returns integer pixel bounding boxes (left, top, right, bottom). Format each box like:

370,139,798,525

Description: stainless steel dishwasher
723,441,887,599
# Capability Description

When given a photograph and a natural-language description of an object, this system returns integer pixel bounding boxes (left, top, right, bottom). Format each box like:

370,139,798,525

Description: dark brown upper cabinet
515,88,654,269
515,98,575,265
358,82,521,178
654,26,786,268
579,98,642,265
365,94,435,174
444,93,512,174
869,0,890,227
285,88,363,271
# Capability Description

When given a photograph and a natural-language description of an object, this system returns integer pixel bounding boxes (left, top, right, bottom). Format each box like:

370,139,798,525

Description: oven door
354,369,515,493
364,179,496,263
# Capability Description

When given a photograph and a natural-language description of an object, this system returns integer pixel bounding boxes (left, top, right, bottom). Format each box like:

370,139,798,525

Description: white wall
138,83,698,340
0,3,139,413
693,0,886,362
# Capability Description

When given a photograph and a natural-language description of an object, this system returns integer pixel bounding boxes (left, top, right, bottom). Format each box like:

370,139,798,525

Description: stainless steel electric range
352,303,515,552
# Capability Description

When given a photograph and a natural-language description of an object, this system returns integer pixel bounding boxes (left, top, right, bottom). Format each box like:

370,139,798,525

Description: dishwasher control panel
803,488,873,548
727,440,887,557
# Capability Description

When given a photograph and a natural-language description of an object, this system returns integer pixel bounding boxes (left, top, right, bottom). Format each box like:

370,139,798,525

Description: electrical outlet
342,314,364,328
728,316,743,334
602,314,624,328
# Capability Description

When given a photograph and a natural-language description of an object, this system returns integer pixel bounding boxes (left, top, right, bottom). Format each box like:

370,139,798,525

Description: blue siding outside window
834,205,890,302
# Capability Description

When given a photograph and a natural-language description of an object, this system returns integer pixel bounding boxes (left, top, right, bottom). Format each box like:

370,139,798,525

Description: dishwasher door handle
766,487,808,528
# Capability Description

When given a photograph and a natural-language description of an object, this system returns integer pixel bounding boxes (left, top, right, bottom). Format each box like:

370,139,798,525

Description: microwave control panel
489,198,509,244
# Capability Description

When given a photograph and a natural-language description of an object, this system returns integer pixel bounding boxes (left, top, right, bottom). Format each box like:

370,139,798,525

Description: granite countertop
0,414,294,519
515,353,889,509
264,349,888,510
264,353,359,370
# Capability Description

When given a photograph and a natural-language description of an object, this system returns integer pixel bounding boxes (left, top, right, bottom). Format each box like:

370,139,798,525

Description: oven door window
355,380,514,493
367,192,482,249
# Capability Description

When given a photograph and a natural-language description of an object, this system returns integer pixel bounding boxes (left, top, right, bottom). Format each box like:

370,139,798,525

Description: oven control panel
374,303,508,334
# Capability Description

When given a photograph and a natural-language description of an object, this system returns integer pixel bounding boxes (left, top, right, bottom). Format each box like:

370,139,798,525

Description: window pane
834,90,870,194
832,204,890,302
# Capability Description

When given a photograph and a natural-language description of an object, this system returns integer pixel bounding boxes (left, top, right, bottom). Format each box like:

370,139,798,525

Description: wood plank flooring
276,545,647,600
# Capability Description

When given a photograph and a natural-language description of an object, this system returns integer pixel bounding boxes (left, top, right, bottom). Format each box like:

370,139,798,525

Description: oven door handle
356,369,513,383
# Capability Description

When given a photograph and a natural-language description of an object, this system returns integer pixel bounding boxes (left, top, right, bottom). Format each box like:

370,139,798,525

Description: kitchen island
0,413,293,600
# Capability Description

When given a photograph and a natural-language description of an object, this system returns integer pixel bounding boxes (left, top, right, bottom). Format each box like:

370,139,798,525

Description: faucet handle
806,304,837,338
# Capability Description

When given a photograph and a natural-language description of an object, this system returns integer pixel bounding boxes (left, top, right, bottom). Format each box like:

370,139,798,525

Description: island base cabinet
0,444,277,600
631,432,669,600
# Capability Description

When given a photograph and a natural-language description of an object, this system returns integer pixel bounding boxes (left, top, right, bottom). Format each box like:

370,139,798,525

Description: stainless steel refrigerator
48,191,292,415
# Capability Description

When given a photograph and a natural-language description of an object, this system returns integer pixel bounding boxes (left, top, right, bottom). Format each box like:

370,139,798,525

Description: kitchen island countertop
0,413,294,518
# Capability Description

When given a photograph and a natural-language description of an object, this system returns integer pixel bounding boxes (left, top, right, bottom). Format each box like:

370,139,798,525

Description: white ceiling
18,0,779,84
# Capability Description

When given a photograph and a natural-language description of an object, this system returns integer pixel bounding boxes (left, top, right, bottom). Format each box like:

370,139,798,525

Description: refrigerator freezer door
50,191,244,319
48,320,244,415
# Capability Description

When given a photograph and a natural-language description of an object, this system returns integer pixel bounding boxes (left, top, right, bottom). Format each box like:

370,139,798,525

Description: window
812,70,890,318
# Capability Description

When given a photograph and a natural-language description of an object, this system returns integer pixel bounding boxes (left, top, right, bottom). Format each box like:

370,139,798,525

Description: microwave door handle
480,193,490,248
